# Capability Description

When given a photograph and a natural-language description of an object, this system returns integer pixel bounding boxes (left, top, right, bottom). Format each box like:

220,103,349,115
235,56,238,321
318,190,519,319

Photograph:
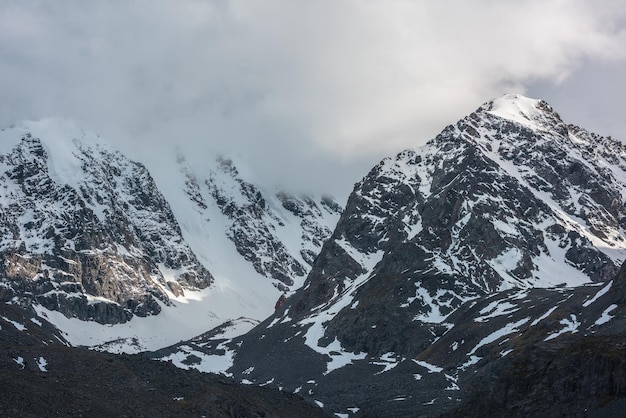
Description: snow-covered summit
8,117,103,147
0,118,120,188
482,93,568,134
0,119,215,325
486,94,542,125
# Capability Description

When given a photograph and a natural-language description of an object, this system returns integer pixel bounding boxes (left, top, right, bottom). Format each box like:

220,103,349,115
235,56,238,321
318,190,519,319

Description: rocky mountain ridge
155,94,626,416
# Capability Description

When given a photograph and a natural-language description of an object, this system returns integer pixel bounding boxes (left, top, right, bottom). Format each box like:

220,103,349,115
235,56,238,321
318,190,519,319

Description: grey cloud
527,60,626,142
0,0,625,198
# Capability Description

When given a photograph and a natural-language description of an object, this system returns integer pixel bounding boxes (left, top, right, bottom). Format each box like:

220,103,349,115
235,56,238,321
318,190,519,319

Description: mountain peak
0,118,116,191
489,93,540,119
215,95,626,416
4,117,106,148
481,93,562,132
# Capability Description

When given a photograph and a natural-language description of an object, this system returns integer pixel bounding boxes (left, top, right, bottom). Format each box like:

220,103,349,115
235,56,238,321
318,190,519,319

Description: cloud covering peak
1,0,625,196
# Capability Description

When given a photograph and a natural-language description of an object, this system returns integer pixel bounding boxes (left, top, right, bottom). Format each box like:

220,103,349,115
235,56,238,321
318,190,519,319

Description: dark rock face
208,158,306,286
0,122,213,324
444,335,626,418
208,95,626,416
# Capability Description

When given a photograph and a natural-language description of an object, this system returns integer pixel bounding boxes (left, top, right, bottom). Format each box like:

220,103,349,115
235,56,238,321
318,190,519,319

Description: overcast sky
1,1,625,199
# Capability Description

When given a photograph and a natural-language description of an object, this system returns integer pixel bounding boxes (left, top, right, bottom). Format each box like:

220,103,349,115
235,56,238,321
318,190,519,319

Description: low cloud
1,0,625,196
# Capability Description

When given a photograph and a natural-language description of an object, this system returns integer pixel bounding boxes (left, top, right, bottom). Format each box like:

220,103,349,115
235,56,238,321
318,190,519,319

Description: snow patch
34,283,265,353
36,356,47,372
159,341,235,376
545,314,580,341
412,359,442,373
14,356,25,369
371,352,401,374
474,301,519,322
468,317,530,356
460,355,481,370
595,304,618,326
500,349,514,357
583,281,612,307
1,316,26,331
530,306,559,326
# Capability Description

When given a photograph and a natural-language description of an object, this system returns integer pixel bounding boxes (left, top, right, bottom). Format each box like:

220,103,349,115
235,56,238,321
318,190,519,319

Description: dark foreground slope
443,261,626,418
443,334,626,418
0,304,327,418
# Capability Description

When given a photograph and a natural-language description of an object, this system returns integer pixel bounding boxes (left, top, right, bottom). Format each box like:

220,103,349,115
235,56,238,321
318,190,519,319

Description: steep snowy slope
0,118,341,352
192,94,626,415
168,153,341,293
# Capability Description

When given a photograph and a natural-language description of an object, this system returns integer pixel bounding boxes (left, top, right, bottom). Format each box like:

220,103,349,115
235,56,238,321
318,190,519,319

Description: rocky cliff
0,119,213,324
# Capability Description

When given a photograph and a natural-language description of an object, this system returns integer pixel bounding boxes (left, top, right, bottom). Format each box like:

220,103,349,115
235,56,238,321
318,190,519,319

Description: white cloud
0,0,625,196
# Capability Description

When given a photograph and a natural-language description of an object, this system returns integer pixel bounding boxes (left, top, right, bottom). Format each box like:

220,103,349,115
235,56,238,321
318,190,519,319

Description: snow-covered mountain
0,118,341,351
166,94,626,416
4,94,626,416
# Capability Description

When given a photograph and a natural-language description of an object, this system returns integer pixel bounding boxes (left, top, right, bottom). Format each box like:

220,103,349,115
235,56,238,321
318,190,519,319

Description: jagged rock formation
0,118,342,346
0,119,213,324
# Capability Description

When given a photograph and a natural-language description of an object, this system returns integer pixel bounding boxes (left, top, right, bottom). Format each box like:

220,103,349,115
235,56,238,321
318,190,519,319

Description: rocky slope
0,302,327,418
162,94,626,416
5,94,626,416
